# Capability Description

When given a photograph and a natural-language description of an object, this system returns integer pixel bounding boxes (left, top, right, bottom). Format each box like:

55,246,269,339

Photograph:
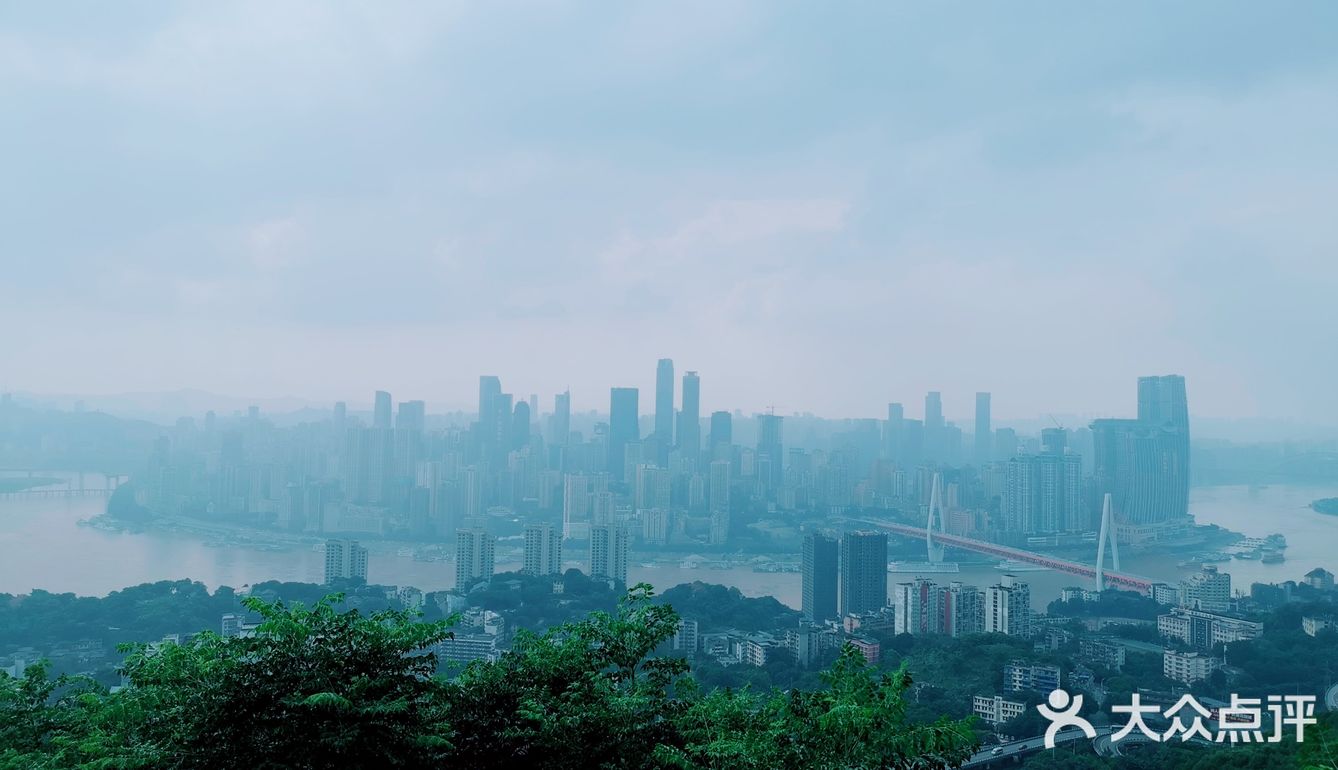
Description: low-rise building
1304,568,1335,592
973,694,1027,725
1157,607,1262,650
1078,638,1126,671
1004,660,1061,694
437,633,504,666
1302,615,1335,637
848,636,880,665
1163,649,1220,684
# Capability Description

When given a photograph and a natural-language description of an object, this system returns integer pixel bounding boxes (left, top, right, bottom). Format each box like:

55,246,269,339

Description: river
1,471,1335,608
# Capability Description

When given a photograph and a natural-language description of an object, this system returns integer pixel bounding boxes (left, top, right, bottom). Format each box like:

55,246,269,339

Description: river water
1,472,1334,608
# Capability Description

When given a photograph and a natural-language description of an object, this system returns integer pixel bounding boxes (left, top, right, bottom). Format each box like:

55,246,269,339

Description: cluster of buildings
122,369,1195,581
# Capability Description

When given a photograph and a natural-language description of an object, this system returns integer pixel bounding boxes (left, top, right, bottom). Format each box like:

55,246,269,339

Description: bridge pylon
927,472,947,563
1094,493,1120,591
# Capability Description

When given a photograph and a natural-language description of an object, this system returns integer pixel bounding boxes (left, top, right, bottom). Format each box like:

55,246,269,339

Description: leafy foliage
0,584,978,770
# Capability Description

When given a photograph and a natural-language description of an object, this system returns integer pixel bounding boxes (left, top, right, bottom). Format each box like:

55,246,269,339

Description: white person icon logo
1037,689,1097,748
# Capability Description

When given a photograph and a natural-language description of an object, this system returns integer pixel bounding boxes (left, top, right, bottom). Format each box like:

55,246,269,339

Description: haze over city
4,4,1338,769
5,2,1338,422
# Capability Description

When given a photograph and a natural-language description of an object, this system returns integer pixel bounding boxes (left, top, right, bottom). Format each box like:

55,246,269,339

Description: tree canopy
1,584,977,770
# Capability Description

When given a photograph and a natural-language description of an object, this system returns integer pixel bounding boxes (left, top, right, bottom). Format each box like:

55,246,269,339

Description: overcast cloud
3,2,1337,423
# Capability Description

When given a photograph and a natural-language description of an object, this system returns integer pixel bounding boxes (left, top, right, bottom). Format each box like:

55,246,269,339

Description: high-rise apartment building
522,523,562,576
456,528,495,590
985,575,1032,637
839,531,887,616
708,460,731,545
802,532,839,622
1002,449,1084,534
590,523,629,585
323,539,368,585
893,578,942,635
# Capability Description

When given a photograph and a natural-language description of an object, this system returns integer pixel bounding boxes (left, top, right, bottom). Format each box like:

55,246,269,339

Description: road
962,726,1115,767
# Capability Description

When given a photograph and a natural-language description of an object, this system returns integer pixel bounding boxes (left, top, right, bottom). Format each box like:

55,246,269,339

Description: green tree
112,593,454,769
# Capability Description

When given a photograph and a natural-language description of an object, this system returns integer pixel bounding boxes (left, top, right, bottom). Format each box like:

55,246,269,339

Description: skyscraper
590,523,629,585
324,539,368,585
654,359,674,465
512,401,531,450
522,523,562,576
884,402,904,462
1092,376,1190,526
974,392,991,466
1002,447,1084,534
924,391,944,462
839,531,888,616
373,390,393,430
756,414,783,499
478,376,502,460
678,371,701,461
802,532,839,622
553,390,571,446
456,528,495,590
709,411,732,460
609,387,639,481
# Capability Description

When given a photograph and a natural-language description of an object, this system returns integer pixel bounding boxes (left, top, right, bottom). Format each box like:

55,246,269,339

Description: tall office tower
522,523,562,576
553,390,571,445
608,388,639,481
332,401,346,434
709,411,733,460
944,581,983,637
708,460,731,545
893,579,943,635
590,523,629,585
678,371,701,461
985,575,1032,637
528,394,539,423
323,539,368,585
456,528,495,590
493,392,514,460
839,531,888,616
478,376,502,458
512,401,531,450
974,393,991,466
801,532,839,622
654,359,674,465
900,419,924,468
994,427,1019,460
373,391,393,430
924,391,944,462
396,400,426,432
884,402,904,462
1092,375,1190,526
562,473,590,539
756,414,784,499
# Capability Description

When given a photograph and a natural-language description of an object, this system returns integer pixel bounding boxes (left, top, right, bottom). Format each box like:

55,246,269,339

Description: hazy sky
4,2,1337,422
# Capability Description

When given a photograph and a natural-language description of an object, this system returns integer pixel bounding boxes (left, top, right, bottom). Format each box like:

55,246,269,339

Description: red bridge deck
863,521,1153,593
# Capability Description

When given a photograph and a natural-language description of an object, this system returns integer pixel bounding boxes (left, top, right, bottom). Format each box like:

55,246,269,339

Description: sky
3,2,1337,424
